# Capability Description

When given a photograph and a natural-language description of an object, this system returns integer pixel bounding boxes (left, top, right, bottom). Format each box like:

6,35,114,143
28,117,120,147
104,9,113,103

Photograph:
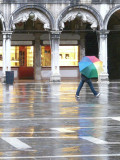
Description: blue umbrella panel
79,61,98,78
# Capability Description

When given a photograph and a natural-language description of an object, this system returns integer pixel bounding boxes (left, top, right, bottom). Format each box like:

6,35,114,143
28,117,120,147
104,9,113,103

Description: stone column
50,31,61,82
2,33,6,77
6,32,12,71
34,34,41,80
97,29,109,82
80,33,86,59
2,31,12,82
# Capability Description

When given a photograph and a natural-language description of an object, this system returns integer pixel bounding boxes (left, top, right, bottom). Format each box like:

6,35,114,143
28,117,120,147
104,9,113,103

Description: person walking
76,74,100,98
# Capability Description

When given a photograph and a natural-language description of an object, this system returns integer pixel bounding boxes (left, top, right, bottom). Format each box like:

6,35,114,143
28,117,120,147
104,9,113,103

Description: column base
98,72,109,83
1,76,6,83
34,67,42,80
50,74,61,82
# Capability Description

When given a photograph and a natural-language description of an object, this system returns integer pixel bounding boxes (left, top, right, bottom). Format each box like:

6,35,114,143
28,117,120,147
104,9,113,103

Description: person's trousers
76,79,98,96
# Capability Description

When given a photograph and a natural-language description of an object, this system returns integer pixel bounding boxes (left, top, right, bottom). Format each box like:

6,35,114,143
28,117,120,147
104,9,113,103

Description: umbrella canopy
79,56,104,78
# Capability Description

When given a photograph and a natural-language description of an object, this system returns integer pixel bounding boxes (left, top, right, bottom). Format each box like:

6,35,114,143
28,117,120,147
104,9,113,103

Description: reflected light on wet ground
0,81,120,159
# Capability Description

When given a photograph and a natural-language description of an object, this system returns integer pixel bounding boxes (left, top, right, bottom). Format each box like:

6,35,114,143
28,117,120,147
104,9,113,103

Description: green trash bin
6,71,14,84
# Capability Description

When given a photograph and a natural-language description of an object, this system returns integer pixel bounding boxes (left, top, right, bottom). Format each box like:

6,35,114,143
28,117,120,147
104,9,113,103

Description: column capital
96,29,110,35
50,30,61,39
2,31,13,39
96,29,110,38
50,30,61,34
2,31,13,35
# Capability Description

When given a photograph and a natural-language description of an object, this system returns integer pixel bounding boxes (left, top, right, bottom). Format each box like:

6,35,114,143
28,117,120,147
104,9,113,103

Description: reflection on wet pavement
0,81,120,159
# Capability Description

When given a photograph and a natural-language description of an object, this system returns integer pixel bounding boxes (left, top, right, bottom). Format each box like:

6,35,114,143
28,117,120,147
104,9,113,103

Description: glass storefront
41,46,51,67
27,46,34,67
11,46,19,67
0,46,33,67
0,45,78,68
41,45,78,67
0,47,3,67
59,46,78,66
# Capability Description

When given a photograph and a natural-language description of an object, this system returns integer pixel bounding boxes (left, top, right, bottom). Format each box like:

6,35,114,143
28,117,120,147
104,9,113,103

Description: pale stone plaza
0,79,120,159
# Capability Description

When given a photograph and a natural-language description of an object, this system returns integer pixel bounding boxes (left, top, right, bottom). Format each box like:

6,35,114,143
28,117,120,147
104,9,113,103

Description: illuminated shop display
41,46,78,67
41,46,51,67
0,46,33,67
11,46,19,66
0,45,78,67
0,47,3,67
59,46,78,66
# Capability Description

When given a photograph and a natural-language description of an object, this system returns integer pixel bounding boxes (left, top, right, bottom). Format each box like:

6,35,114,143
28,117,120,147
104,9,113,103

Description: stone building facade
0,0,120,81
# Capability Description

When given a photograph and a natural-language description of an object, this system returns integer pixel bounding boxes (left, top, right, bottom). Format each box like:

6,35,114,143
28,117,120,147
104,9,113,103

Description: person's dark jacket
81,74,90,82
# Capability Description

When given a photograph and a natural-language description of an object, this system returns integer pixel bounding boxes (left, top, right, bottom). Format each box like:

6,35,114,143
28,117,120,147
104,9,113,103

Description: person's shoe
75,95,80,98
96,93,100,97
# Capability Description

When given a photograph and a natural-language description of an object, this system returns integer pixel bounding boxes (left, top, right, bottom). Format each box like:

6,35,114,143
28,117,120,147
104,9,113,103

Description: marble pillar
2,31,12,82
6,33,12,71
50,31,61,82
97,30,109,82
2,33,6,77
34,34,41,80
80,33,86,59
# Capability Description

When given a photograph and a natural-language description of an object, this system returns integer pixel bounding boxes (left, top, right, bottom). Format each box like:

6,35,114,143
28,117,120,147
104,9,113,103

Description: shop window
41,46,51,67
0,46,33,67
59,46,78,66
41,45,78,67
11,46,33,67
0,45,78,67
0,47,3,67
27,46,33,67
11,46,19,67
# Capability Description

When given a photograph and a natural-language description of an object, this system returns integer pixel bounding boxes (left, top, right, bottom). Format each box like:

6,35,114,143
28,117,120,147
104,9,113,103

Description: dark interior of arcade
108,10,120,79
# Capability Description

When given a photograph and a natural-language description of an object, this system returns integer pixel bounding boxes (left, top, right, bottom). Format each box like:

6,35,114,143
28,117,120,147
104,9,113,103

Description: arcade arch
53,5,103,80
2,5,55,80
105,6,120,79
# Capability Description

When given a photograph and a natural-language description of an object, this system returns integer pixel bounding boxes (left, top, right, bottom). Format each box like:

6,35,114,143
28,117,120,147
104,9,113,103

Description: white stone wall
41,68,79,78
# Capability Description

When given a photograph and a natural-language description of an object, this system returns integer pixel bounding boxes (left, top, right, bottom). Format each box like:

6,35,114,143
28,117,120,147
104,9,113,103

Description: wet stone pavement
0,80,120,159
